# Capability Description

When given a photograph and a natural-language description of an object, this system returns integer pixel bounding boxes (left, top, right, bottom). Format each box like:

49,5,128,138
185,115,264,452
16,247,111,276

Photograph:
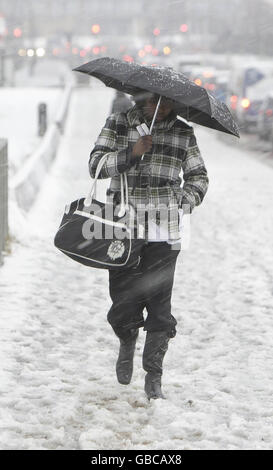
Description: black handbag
54,154,146,270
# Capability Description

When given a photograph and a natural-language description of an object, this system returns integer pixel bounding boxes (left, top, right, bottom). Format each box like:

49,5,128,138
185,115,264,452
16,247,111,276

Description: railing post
38,102,47,136
0,139,8,265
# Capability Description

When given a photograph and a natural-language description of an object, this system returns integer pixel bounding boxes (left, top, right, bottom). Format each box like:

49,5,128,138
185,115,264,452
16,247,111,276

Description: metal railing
0,139,8,265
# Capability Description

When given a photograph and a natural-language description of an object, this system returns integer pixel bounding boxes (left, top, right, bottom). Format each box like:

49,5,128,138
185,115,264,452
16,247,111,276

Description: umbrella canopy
73,57,240,138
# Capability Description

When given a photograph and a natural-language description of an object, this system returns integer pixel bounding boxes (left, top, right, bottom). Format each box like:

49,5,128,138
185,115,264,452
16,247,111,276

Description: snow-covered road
0,87,273,450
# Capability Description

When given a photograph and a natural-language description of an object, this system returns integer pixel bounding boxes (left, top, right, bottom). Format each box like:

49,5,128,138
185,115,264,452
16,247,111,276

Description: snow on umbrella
73,57,240,138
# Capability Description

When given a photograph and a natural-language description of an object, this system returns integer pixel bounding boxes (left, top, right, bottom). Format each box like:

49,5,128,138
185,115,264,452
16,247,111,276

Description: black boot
142,331,170,400
116,328,139,385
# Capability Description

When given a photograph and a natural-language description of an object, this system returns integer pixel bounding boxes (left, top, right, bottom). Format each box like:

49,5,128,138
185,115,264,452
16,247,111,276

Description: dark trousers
107,242,180,339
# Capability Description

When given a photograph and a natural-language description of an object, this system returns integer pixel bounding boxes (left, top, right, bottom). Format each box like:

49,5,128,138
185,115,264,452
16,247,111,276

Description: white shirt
147,208,184,245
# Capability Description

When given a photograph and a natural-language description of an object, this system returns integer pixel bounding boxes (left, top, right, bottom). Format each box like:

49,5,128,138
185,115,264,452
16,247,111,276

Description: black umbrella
73,57,240,138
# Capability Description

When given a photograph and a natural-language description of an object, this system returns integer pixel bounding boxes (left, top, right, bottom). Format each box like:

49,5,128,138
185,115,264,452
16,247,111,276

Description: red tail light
230,95,238,110
123,55,134,63
208,83,216,91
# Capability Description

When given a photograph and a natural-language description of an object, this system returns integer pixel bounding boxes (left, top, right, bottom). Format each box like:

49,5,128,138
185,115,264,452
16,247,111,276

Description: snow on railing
10,82,73,211
0,139,8,265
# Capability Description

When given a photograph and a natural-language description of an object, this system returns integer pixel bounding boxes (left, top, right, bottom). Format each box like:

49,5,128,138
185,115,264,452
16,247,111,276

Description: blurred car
185,66,230,104
235,96,263,132
227,58,273,132
257,93,273,140
209,70,230,102
235,77,273,132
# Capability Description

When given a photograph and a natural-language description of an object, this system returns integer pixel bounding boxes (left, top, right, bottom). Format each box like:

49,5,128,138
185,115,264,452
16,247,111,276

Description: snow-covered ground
0,87,63,176
0,87,273,450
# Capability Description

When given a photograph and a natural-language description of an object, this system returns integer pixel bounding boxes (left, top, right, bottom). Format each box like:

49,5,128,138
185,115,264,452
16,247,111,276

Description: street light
13,27,22,38
138,49,146,58
91,24,100,34
27,49,35,57
194,78,202,86
36,48,45,57
92,46,100,55
180,24,188,33
144,45,153,53
163,46,171,55
18,49,26,57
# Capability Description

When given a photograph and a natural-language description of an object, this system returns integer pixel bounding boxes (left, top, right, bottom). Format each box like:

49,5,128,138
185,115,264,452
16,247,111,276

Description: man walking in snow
89,92,209,400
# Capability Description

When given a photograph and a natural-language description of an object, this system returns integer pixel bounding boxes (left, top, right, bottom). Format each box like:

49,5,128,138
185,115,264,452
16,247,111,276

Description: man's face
142,95,175,122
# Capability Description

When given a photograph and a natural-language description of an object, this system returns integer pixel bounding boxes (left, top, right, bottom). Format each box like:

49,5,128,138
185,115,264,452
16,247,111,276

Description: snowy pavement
1,87,273,450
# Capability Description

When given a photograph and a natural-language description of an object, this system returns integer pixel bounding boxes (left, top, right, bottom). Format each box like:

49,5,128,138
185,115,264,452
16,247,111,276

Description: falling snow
0,88,273,450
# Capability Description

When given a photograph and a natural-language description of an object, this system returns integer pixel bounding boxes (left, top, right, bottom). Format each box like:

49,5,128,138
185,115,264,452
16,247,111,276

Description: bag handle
84,153,129,216
117,171,129,217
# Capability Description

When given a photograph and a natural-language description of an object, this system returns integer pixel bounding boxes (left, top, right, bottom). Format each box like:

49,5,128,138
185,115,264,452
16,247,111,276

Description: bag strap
84,153,129,216
84,153,110,206
117,171,129,217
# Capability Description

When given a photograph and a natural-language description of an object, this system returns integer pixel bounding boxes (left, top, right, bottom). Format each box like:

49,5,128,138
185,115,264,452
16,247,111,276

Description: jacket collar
126,105,178,132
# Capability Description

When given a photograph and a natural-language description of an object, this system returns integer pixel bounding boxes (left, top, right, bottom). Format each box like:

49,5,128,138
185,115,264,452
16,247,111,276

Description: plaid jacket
89,105,209,240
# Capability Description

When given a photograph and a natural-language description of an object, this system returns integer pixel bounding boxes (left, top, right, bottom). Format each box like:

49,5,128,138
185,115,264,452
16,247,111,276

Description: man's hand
132,135,152,158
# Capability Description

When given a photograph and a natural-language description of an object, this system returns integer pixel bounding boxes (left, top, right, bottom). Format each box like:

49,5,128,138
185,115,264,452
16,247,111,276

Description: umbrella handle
141,95,161,161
